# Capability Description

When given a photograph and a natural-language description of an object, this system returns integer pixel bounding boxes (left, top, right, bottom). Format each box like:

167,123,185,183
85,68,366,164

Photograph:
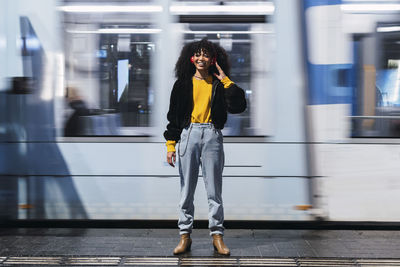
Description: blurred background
0,0,400,223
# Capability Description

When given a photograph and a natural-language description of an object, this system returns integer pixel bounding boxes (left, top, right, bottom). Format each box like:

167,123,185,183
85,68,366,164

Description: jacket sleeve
163,81,182,142
224,83,247,114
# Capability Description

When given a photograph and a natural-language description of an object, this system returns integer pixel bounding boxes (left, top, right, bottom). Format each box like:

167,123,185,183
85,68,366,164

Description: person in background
164,38,247,255
64,86,90,136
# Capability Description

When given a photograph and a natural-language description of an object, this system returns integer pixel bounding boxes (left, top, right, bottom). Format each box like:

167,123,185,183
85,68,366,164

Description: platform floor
1,228,400,266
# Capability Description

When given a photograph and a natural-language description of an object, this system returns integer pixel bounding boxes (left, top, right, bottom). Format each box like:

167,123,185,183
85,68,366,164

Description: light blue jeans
178,123,225,236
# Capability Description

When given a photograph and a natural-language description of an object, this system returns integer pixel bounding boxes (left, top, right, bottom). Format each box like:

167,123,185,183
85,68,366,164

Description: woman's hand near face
167,151,176,167
213,62,227,81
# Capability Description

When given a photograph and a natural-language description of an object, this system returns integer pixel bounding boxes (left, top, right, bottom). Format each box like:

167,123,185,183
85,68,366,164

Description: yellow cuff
166,140,176,152
221,76,234,88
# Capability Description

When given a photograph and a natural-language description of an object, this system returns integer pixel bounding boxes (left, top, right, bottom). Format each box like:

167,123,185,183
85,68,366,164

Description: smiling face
192,49,212,72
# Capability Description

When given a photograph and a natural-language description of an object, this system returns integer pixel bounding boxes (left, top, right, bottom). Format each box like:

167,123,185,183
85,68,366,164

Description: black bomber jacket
163,77,247,142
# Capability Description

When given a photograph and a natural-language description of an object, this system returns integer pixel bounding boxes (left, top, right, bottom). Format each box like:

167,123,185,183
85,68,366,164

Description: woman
164,38,247,255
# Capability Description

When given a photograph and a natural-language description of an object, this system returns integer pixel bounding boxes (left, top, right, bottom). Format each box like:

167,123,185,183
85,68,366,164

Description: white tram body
1,0,400,222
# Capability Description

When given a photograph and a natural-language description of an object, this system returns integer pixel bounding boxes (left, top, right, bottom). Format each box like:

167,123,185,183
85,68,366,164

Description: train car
305,0,400,221
0,0,399,224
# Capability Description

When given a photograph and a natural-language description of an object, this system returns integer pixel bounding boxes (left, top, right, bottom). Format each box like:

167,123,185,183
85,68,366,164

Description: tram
1,0,400,223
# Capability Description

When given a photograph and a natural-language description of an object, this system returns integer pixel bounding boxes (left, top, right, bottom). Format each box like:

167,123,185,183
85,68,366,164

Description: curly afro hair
175,38,231,81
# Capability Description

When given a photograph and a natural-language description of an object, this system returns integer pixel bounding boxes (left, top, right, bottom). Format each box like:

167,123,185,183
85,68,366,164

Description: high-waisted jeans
177,123,225,236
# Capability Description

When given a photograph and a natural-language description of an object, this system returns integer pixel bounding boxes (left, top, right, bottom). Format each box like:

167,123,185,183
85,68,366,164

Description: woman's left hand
213,62,227,81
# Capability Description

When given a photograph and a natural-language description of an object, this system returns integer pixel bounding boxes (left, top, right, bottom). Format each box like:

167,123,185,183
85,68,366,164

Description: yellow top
166,76,234,153
191,75,213,123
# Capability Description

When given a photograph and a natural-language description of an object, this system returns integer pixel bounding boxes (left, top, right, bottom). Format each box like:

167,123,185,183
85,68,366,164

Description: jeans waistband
190,123,213,128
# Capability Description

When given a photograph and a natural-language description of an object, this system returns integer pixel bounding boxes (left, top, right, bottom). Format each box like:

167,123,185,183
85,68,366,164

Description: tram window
182,23,273,136
62,12,273,137
352,32,400,137
63,29,155,136
377,60,400,107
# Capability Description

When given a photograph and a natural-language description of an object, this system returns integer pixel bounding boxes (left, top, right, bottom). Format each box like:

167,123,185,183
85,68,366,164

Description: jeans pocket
180,129,187,144
178,127,191,157
215,129,223,144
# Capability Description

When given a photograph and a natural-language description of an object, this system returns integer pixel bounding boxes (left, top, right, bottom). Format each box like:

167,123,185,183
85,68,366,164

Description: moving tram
1,0,400,224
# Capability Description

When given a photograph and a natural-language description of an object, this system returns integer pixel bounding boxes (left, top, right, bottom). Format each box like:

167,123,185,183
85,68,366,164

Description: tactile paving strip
240,258,297,266
64,257,121,265
357,259,400,266
3,257,63,265
124,257,178,265
1,256,400,266
297,258,356,266
180,257,237,266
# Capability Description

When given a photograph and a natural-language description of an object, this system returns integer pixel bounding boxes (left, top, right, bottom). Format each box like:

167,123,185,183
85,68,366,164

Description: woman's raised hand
213,62,227,81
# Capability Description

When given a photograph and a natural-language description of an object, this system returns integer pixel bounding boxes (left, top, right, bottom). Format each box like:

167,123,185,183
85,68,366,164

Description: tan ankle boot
212,234,230,256
173,233,192,255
